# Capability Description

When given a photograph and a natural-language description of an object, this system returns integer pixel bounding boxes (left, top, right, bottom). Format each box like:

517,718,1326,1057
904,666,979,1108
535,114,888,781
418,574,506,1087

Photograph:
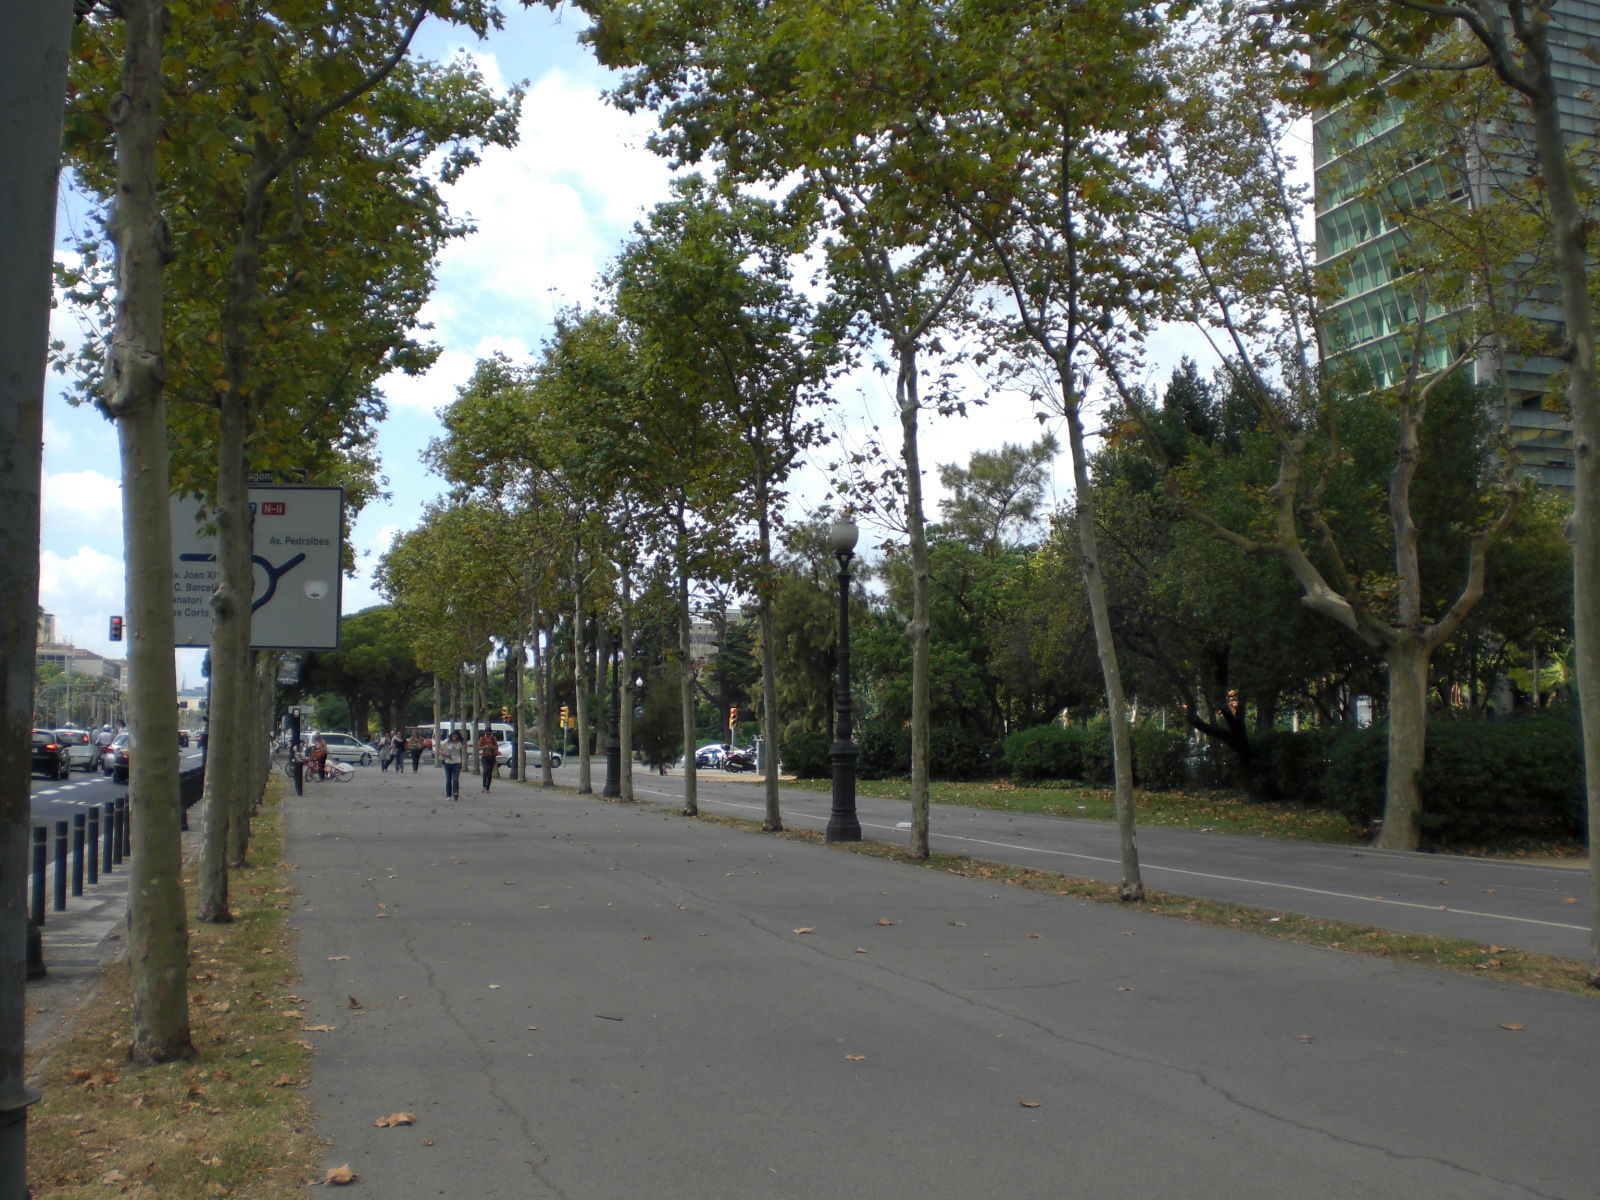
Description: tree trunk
573,543,593,795
111,0,194,1062
756,469,782,831
620,562,637,803
0,2,72,1184
678,524,699,816
1064,398,1143,900
899,346,932,859
1376,640,1430,851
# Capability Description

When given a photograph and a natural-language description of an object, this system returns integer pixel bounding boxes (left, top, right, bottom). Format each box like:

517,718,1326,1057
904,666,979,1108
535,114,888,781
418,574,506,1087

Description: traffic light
109,615,124,642
728,706,738,729
500,706,510,721
559,705,569,727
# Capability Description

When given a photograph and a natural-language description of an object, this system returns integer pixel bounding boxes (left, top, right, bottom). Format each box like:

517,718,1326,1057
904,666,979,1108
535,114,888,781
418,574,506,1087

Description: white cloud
39,545,125,657
42,469,122,533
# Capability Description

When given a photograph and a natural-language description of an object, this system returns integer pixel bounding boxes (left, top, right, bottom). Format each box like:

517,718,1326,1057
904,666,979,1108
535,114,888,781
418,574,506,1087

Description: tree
0,1,73,1186
1262,0,1600,982
937,435,1059,557
99,0,194,1063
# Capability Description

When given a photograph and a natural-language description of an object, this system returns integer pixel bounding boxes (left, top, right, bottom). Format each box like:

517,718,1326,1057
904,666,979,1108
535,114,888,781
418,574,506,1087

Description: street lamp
827,517,861,842
603,633,622,798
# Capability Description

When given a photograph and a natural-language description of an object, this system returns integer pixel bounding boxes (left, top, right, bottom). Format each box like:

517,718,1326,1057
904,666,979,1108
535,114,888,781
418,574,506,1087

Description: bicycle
283,753,354,782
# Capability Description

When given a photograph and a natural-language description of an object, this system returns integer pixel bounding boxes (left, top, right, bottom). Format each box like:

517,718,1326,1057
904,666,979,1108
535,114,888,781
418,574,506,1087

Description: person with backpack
477,728,499,792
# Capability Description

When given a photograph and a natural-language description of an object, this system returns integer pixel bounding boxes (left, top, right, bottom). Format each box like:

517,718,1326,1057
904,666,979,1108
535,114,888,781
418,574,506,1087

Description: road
593,766,1593,960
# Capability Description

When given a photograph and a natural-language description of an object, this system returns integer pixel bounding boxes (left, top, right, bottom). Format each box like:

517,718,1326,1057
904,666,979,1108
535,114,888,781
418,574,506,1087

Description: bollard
87,806,100,885
103,802,115,874
53,821,68,912
31,826,46,927
120,794,131,860
72,813,86,897
114,796,127,864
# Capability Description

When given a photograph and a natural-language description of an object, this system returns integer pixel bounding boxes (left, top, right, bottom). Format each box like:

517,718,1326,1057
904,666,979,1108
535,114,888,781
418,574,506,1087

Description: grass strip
692,809,1597,996
25,783,322,1199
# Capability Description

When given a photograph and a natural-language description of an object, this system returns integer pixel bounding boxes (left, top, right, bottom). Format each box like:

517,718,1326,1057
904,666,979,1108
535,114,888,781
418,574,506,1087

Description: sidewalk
288,763,1600,1199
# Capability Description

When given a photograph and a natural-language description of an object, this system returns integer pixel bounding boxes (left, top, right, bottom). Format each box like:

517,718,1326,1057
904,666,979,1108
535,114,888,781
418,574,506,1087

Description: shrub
928,725,998,781
1248,728,1338,806
1321,717,1583,847
1003,724,1086,782
1130,723,1189,790
856,720,909,780
779,730,831,780
1418,717,1583,844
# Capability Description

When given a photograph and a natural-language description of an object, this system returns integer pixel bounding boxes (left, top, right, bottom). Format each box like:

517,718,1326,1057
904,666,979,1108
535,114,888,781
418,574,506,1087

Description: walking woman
390,729,407,775
439,729,464,800
408,728,424,772
477,727,499,792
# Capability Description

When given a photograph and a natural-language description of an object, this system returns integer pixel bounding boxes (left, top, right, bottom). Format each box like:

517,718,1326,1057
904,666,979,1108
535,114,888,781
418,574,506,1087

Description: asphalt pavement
289,762,1600,1199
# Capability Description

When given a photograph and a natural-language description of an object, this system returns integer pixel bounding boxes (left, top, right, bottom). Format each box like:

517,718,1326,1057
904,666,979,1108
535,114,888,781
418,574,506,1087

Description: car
178,728,190,747
31,729,71,779
104,732,131,782
519,743,562,770
55,727,101,771
313,732,378,766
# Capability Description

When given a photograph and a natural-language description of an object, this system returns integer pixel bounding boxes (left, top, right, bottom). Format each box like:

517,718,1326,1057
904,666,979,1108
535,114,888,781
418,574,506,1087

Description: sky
39,5,1218,684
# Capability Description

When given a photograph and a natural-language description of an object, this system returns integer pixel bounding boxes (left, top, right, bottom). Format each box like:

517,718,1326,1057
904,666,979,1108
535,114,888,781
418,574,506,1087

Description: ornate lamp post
603,634,622,798
827,517,861,842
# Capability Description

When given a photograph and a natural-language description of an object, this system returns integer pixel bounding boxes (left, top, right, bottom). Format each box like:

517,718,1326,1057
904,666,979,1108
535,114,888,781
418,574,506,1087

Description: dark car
104,732,131,783
31,729,71,779
178,728,190,747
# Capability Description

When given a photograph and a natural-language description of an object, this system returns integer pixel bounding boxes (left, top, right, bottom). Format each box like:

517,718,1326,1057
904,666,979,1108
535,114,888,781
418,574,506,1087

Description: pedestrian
380,730,393,772
391,729,407,775
477,727,499,792
439,729,465,800
408,728,423,773
309,733,329,780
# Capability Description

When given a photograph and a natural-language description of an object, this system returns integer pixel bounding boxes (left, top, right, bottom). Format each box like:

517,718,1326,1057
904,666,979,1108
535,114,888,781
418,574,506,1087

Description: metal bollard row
29,796,129,926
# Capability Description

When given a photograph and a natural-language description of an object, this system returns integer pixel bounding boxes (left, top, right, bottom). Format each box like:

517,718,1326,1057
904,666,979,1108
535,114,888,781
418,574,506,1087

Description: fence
25,765,205,980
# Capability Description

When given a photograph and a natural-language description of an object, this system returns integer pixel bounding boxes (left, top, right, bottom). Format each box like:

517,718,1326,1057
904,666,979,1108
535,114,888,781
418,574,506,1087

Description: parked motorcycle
722,747,756,773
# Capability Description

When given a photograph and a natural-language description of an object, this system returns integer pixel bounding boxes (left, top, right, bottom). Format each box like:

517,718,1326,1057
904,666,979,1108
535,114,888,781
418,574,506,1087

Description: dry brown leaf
318,1163,358,1185
1562,897,1578,905
282,1010,304,1019
100,1170,127,1184
844,1055,866,1061
793,927,815,935
327,955,349,961
302,1024,335,1033
1026,932,1041,939
1500,1023,1526,1031
421,1138,435,1147
347,995,363,1009
374,1113,416,1128
272,1075,298,1087
854,947,868,954
875,918,895,926
1019,1100,1041,1108
1295,1034,1314,1043
949,921,966,927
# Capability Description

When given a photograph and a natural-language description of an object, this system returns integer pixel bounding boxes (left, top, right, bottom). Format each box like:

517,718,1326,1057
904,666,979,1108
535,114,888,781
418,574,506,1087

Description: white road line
694,794,1589,937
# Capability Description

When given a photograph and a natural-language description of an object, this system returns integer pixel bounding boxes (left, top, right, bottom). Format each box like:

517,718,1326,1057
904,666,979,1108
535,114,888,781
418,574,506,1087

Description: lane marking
692,794,1590,937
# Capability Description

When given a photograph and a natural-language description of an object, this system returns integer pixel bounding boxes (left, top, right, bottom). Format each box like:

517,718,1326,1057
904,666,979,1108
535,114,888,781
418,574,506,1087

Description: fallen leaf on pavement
327,956,349,961
1019,1100,1041,1108
844,1055,866,1061
1499,1023,1526,1031
374,1113,416,1127
318,1163,358,1185
854,947,868,954
302,1024,335,1033
875,919,895,926
793,927,814,935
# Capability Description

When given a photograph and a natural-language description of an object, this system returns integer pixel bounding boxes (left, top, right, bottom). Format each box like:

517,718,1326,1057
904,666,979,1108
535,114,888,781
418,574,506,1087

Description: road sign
171,486,343,650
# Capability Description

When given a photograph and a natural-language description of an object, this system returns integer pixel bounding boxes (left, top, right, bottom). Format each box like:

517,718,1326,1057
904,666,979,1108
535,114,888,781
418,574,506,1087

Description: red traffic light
109,615,124,641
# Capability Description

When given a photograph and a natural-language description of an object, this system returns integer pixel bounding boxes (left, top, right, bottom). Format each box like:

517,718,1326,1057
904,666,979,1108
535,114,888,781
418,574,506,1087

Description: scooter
723,747,756,773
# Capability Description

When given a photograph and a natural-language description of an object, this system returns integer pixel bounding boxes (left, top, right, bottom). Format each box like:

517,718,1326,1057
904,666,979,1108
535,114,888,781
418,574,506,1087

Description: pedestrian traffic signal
728,706,738,729
109,615,123,641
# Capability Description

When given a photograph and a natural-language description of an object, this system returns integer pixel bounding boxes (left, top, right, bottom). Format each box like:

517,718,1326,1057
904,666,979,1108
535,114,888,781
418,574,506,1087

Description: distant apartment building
1312,6,1598,489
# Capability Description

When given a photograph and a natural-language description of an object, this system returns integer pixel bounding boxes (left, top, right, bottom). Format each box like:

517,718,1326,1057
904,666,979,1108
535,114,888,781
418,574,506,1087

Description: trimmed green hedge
780,730,831,780
1003,719,1189,789
1314,717,1584,846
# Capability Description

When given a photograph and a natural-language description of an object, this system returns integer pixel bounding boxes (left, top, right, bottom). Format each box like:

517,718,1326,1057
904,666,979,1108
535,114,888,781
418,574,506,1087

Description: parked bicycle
283,752,353,783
